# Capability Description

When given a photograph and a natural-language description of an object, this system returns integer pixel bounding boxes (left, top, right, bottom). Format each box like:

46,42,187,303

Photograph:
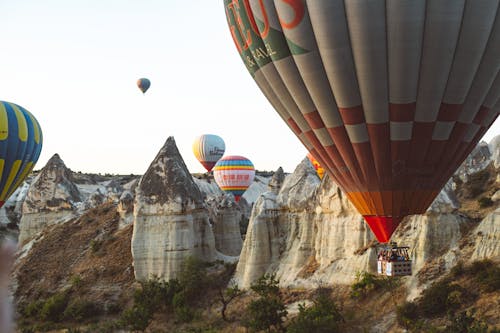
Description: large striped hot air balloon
307,153,325,180
192,134,226,172
213,155,255,202
0,101,43,208
224,1,500,243
137,78,151,94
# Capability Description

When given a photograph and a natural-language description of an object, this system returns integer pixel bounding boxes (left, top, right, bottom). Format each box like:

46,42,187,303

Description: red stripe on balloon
303,110,325,129
389,103,415,122
473,105,490,124
367,123,391,190
287,117,302,135
338,106,365,125
436,103,462,121
327,126,366,187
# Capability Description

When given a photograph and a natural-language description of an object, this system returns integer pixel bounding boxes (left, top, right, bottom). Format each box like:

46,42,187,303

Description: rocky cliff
18,154,83,244
234,136,500,289
131,137,216,281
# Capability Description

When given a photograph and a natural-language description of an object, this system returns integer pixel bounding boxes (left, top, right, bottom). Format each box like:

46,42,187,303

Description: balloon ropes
0,101,43,208
137,78,151,94
192,134,226,172
213,155,255,202
307,153,325,180
224,1,500,243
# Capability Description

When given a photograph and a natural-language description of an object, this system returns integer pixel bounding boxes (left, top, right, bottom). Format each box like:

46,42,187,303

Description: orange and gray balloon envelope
224,0,500,243
137,78,151,94
192,134,226,172
0,101,43,208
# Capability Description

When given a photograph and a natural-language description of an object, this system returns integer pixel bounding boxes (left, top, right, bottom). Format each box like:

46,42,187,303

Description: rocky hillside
2,135,499,332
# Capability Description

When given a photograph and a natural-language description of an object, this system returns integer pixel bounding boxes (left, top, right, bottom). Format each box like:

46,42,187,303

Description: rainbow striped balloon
213,155,255,202
0,101,43,208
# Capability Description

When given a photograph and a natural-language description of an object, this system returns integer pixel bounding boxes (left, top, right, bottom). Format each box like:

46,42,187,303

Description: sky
0,1,498,175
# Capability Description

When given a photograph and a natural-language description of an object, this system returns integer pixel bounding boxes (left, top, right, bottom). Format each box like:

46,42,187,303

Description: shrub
350,272,391,298
173,291,194,323
39,292,69,322
244,274,287,332
396,301,419,329
178,256,209,303
23,299,45,318
63,299,101,321
120,305,150,331
419,280,465,317
443,311,489,333
287,289,344,333
70,275,83,291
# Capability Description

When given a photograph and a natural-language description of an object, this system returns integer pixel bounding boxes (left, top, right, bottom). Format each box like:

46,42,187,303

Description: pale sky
1,1,498,175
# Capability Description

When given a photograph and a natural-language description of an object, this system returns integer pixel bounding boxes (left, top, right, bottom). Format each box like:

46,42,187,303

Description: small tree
287,288,344,333
218,284,244,322
244,274,287,333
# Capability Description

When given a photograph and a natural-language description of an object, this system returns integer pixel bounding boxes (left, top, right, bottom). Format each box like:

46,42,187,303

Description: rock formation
117,190,134,229
131,137,216,281
470,208,500,261
234,149,499,289
212,195,243,256
18,154,82,244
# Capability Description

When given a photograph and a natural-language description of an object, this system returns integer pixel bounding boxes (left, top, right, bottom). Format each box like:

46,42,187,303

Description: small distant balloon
307,153,325,180
213,155,255,202
192,134,225,172
137,78,150,94
0,101,43,208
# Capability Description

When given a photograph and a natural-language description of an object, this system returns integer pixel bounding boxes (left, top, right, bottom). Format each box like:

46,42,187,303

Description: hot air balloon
307,153,325,180
213,155,255,202
224,1,500,243
0,101,43,208
137,78,150,94
192,134,226,172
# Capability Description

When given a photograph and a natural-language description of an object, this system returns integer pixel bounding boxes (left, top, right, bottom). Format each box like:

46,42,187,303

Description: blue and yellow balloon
0,101,43,208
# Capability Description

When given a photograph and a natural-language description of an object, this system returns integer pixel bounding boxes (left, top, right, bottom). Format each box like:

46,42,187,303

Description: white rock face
234,153,485,289
489,135,500,169
117,190,134,229
235,159,375,288
18,154,82,244
131,137,216,281
470,208,500,261
212,197,243,256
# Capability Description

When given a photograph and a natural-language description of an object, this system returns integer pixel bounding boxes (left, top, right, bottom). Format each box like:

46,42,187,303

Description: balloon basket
376,243,412,277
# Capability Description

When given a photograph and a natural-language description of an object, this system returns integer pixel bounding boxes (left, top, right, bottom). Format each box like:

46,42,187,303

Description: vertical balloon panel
224,0,500,242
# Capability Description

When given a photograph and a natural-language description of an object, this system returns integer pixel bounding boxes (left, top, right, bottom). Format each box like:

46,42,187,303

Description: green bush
173,290,194,323
244,274,287,332
120,305,151,331
419,280,465,317
396,301,419,329
350,272,394,298
287,290,344,333
63,299,101,321
39,292,69,322
178,256,209,303
23,299,45,318
461,260,500,293
443,311,489,333
70,275,83,291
